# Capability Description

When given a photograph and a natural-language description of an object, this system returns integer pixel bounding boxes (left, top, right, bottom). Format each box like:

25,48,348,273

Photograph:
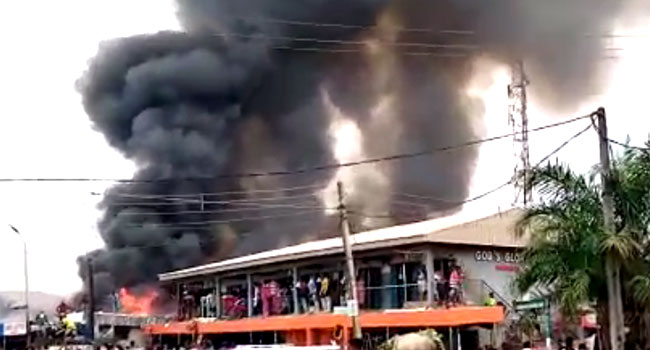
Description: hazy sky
0,0,179,295
1,1,649,297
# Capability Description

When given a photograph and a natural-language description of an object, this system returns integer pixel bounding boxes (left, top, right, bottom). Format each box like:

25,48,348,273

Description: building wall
172,242,522,318
431,245,521,304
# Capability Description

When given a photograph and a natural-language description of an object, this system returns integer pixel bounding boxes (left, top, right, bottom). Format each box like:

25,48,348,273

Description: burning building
77,0,642,304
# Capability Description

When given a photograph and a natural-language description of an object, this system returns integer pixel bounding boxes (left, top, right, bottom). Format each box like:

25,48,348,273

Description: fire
119,288,158,315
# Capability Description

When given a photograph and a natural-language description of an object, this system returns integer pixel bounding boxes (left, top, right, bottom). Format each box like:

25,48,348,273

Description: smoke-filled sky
1,0,650,296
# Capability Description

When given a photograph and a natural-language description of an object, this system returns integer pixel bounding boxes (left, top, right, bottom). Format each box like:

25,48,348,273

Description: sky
0,1,649,297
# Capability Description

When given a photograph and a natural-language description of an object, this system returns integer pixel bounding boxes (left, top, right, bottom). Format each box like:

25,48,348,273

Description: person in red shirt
269,280,281,315
261,282,271,317
448,265,464,305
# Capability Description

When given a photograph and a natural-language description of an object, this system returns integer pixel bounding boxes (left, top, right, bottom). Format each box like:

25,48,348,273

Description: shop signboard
2,322,26,336
514,298,546,311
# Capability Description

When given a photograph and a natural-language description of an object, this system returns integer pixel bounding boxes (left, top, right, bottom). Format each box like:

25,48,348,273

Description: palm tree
515,144,650,350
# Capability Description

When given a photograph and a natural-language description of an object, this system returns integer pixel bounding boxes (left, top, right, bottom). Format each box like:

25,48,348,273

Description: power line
97,182,329,200
92,123,593,253
214,31,480,51
124,209,330,228
272,45,622,61
83,121,594,263
221,14,650,40
604,138,649,151
89,222,341,254
271,45,471,57
586,112,650,151
0,114,592,184
537,124,592,163
352,121,593,216
104,192,325,207
227,15,476,36
114,203,335,217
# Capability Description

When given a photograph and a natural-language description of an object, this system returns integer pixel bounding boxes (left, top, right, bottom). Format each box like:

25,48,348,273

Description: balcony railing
182,278,502,320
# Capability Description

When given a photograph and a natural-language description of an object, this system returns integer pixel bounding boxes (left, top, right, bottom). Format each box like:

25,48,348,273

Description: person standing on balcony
296,278,309,313
253,283,261,315
269,280,282,315
434,269,446,306
182,290,195,320
484,292,497,306
308,276,320,312
330,272,341,309
320,274,331,311
449,265,464,305
261,281,271,317
417,269,427,302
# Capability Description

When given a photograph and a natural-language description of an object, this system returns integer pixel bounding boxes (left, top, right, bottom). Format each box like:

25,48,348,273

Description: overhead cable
104,192,325,207
0,114,592,183
351,121,593,217
124,209,331,228
98,182,329,200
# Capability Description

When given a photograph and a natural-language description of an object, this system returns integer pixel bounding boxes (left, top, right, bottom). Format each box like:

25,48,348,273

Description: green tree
515,144,650,350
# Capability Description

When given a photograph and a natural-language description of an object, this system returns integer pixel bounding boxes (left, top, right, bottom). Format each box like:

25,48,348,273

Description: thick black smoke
77,0,635,300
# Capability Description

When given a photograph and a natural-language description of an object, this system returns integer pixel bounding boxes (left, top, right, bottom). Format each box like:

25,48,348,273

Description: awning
144,306,505,335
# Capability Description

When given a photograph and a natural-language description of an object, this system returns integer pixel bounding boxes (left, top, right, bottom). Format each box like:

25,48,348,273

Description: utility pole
9,225,30,348
337,181,362,340
508,59,531,205
86,258,95,342
23,237,30,348
596,107,625,350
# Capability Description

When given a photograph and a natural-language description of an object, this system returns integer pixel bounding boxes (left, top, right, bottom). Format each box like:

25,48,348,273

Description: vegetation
515,144,650,349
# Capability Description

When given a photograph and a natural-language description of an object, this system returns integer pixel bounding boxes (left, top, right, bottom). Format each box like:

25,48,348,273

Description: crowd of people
177,262,471,320
433,265,465,306
293,273,352,314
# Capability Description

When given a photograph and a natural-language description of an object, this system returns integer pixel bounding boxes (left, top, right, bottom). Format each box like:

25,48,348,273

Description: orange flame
119,288,158,315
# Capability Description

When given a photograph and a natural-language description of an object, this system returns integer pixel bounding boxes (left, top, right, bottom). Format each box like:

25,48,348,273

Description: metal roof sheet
159,208,525,281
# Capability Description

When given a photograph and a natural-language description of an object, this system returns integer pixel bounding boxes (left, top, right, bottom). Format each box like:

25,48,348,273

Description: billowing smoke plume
78,0,636,300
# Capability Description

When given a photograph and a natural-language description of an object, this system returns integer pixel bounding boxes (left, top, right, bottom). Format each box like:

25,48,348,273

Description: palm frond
600,231,642,262
523,163,590,201
518,147,650,323
629,274,650,307
556,270,590,318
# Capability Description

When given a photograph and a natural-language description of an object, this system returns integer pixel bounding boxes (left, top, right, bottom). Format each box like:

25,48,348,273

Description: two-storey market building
144,209,525,350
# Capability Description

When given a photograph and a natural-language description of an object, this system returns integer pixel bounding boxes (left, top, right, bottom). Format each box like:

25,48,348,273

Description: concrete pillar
292,266,300,314
176,282,182,320
449,327,453,350
425,248,436,306
214,277,222,318
401,263,408,306
381,263,392,309
247,274,253,317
